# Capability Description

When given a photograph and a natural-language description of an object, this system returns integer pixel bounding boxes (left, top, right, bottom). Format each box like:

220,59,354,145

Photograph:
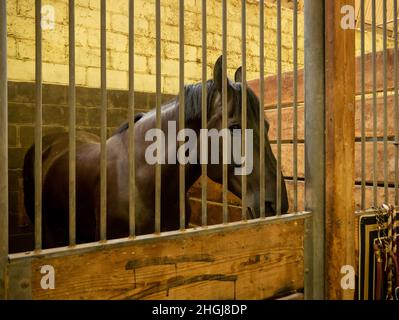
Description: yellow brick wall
6,0,305,94
6,0,391,94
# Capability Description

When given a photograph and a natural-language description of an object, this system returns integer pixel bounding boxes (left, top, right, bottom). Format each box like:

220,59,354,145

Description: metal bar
9,211,313,262
293,0,298,213
241,0,247,221
395,0,399,206
128,0,135,237
361,0,366,210
179,0,185,231
68,0,76,246
155,0,162,234
259,0,266,219
0,0,8,300
304,0,325,300
383,0,388,204
356,205,399,216
222,0,228,223
100,0,107,241
35,0,43,251
276,0,282,216
372,0,378,207
201,0,208,226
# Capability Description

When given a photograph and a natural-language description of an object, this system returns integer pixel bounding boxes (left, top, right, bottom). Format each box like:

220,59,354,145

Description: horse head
205,56,289,217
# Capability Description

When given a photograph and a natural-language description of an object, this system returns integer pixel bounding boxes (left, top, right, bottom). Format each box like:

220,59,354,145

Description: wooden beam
269,142,395,185
248,48,399,109
10,221,305,300
248,69,305,109
264,94,398,141
325,0,356,300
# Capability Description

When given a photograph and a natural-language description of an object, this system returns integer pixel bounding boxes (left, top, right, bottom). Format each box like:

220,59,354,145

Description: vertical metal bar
222,0,228,224
361,0,366,210
179,0,185,230
304,0,325,300
259,0,266,219
68,0,76,246
201,0,208,226
383,0,388,204
241,0,247,221
395,0,399,206
276,0,282,216
155,0,162,234
372,0,378,207
35,0,43,250
100,0,107,241
0,0,8,300
128,0,135,237
293,0,298,213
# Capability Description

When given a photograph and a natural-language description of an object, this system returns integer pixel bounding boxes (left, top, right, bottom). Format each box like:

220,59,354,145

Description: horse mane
181,80,265,134
112,112,145,136
181,80,216,123
244,84,266,135
113,79,265,136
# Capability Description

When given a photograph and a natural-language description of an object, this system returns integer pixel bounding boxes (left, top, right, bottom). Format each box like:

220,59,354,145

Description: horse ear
234,67,242,83
213,55,223,91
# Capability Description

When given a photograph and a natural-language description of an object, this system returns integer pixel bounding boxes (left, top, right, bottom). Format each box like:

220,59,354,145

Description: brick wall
6,0,305,93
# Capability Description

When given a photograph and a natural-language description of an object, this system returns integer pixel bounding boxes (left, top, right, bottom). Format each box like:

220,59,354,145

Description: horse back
23,131,101,231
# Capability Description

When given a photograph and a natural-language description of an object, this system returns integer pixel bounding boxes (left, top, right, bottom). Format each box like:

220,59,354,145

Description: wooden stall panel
248,69,305,109
265,94,397,143
286,181,398,213
355,48,399,95
10,221,305,300
265,106,305,142
355,95,397,139
354,142,397,184
249,48,399,110
271,142,396,184
271,144,305,178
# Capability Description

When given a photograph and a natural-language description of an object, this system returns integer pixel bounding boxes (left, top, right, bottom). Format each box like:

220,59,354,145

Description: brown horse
23,56,288,248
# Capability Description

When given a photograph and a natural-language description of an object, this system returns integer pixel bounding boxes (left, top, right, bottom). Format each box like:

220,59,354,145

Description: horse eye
229,124,241,131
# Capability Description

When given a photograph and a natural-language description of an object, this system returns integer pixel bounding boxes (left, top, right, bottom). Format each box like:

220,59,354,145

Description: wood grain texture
248,48,399,109
291,181,398,214
248,69,304,109
325,0,356,300
25,221,305,300
269,142,396,184
265,94,397,142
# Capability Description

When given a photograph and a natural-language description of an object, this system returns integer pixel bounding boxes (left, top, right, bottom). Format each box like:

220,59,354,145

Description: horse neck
121,100,202,191
161,101,202,191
